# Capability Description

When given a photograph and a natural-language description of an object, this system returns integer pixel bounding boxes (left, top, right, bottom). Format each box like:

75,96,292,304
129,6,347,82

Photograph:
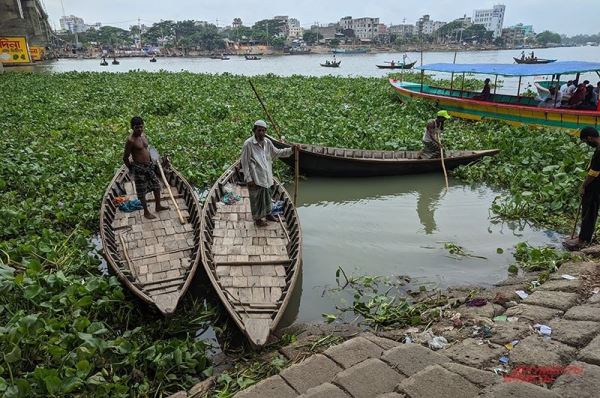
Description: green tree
329,38,340,47
536,31,562,45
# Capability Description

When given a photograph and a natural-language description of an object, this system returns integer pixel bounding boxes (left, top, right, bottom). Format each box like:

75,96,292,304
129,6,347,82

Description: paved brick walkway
231,260,600,398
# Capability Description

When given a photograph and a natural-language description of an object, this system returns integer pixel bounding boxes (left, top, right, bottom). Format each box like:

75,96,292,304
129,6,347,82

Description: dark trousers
579,189,600,242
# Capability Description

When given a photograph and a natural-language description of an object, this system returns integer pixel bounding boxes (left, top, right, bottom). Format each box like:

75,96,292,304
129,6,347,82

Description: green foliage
212,355,289,397
508,242,576,273
536,30,562,45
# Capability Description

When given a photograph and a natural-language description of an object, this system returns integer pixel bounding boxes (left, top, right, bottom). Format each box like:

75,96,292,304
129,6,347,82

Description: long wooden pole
438,133,449,191
248,79,282,139
294,146,299,205
571,200,581,239
157,162,186,224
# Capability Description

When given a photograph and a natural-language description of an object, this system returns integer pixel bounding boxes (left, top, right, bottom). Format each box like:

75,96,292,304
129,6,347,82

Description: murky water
281,174,560,323
8,46,600,95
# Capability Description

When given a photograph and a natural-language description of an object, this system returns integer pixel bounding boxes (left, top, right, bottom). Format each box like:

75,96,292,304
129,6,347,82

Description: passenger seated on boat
473,78,492,101
594,82,600,106
560,81,575,102
421,110,451,159
538,86,562,108
578,85,598,110
567,83,587,108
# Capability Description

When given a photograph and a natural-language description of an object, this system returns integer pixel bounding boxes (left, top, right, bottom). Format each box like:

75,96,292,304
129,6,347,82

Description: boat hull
376,61,416,70
390,79,600,130
514,57,556,64
268,136,499,177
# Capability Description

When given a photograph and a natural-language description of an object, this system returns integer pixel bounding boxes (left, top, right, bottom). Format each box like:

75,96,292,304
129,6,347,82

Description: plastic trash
515,290,529,299
499,356,510,364
403,336,412,344
534,324,552,336
561,274,577,280
493,315,508,322
466,298,487,307
507,317,519,322
428,336,448,350
223,183,234,193
594,288,600,295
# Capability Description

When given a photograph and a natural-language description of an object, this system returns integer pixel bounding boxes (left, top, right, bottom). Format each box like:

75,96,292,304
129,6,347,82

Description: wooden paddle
149,148,185,224
248,79,301,205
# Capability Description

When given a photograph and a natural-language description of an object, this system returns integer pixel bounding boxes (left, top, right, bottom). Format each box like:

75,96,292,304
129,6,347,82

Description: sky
43,0,599,36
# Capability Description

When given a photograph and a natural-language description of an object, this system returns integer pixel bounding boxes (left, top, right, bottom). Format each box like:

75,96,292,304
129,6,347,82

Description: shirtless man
123,116,169,219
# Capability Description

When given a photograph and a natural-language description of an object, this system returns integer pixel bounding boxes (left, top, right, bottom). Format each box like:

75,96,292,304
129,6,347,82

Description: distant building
472,4,505,38
59,15,87,33
288,18,300,28
415,15,446,35
232,18,243,28
510,23,534,36
311,23,338,40
289,25,304,39
389,24,415,36
339,16,380,40
453,15,472,28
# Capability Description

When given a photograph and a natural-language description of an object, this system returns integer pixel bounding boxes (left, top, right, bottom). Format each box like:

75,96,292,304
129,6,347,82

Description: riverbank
173,250,600,397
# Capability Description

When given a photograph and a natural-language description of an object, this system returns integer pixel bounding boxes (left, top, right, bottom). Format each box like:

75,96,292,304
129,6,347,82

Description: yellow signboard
29,46,45,61
0,36,31,64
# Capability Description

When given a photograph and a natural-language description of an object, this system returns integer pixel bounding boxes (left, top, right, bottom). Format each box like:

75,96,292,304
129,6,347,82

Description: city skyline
45,0,599,36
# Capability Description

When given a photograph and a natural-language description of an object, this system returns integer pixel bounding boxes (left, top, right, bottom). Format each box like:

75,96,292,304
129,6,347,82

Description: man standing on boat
123,116,169,219
565,127,600,251
241,120,296,227
421,110,452,159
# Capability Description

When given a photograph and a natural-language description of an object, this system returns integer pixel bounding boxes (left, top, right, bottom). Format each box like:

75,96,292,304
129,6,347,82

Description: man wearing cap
241,120,297,227
421,110,452,159
565,127,600,250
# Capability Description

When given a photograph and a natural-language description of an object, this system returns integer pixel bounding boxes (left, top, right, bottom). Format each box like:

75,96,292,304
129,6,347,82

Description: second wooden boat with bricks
200,160,302,347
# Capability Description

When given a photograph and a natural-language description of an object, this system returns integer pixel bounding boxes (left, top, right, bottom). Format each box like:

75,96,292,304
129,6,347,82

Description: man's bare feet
155,205,170,212
254,219,268,227
144,211,157,219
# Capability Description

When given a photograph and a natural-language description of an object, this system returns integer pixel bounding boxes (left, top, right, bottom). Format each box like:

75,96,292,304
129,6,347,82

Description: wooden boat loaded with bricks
99,161,202,315
268,135,499,177
200,160,302,347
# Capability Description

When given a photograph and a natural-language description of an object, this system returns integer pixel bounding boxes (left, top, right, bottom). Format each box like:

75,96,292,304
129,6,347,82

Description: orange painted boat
390,61,600,130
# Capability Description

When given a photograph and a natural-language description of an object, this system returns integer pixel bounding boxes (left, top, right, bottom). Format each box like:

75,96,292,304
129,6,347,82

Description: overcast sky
44,0,599,36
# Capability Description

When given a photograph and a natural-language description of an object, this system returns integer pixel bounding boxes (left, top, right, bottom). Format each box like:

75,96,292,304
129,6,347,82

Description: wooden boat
112,59,120,65
321,61,341,68
376,61,416,69
149,57,157,63
210,55,230,60
390,61,600,130
245,55,262,60
99,162,202,315
514,57,556,64
268,136,499,177
100,60,108,66
200,161,302,347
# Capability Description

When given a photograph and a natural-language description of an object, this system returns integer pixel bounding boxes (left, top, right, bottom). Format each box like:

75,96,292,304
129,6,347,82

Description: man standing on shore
421,110,452,159
565,127,600,250
123,116,169,219
241,120,296,227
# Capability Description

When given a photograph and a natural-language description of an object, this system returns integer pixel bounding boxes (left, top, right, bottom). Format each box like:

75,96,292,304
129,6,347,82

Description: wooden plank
144,278,184,292
215,259,291,266
142,275,185,286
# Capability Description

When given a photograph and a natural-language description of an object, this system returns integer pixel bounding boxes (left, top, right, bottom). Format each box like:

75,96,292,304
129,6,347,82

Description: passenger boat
149,57,157,62
99,161,202,315
390,61,600,130
112,59,120,65
200,161,302,347
376,61,416,70
100,59,108,66
321,60,341,68
514,57,556,64
245,55,262,60
268,136,499,177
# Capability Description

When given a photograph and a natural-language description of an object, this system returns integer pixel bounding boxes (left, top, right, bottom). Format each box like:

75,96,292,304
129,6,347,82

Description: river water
22,47,580,325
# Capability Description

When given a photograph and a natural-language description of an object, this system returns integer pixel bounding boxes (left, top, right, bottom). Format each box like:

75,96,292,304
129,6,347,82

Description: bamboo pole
571,200,581,239
119,234,138,278
438,134,449,192
156,162,186,224
294,146,299,206
493,74,498,96
248,79,282,139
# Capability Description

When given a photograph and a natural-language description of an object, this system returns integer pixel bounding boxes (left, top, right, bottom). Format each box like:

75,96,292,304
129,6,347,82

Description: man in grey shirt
241,120,297,227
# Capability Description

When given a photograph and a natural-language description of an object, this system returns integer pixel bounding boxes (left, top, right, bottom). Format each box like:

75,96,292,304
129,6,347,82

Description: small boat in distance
99,161,202,315
321,59,341,68
245,55,262,60
200,161,302,347
268,136,498,177
100,57,108,66
376,61,416,70
210,54,230,60
514,57,556,64
149,56,157,62
112,57,120,65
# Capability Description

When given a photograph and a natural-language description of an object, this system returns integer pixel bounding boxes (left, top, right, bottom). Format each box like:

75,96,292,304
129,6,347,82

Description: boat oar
438,136,450,192
571,199,582,238
248,79,283,139
149,148,185,224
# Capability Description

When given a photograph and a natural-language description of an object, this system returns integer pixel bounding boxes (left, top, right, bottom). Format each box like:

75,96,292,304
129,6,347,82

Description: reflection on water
286,174,561,322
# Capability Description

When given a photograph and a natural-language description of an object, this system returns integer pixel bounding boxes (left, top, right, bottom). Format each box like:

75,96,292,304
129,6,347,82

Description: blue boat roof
417,61,600,77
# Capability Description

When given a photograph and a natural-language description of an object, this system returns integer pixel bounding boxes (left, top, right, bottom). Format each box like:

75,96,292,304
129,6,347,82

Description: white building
59,15,86,33
288,25,304,38
389,24,416,36
415,15,446,35
473,4,506,38
339,16,380,40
